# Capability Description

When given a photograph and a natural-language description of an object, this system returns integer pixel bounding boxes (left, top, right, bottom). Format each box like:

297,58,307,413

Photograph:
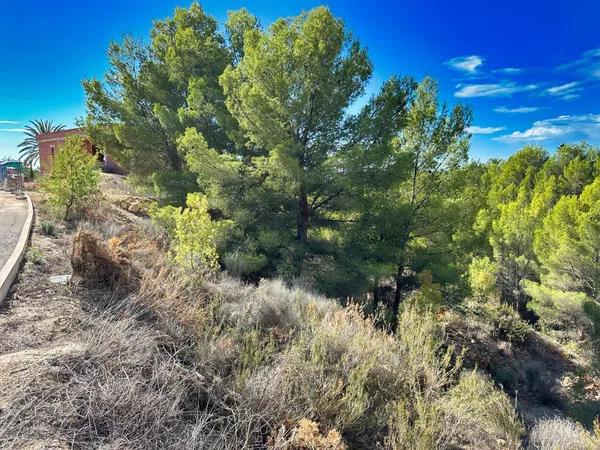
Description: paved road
0,190,28,270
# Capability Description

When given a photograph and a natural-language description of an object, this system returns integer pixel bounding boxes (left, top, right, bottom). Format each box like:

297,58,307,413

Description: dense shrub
528,417,600,450
127,268,527,448
244,307,413,442
481,302,531,344
213,277,338,334
4,216,529,449
407,271,445,312
522,281,600,363
40,219,56,236
469,256,499,299
40,134,100,220
443,371,524,449
523,280,592,335
151,193,231,272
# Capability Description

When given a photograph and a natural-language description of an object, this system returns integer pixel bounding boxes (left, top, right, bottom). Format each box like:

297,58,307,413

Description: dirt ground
0,188,150,448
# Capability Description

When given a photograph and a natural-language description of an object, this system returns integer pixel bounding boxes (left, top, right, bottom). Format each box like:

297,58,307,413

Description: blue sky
1,0,600,160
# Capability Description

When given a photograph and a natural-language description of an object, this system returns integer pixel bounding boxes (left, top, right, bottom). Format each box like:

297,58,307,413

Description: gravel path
0,190,28,270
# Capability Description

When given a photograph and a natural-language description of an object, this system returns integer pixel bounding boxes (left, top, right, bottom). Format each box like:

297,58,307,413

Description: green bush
26,246,43,265
522,280,591,333
482,302,531,344
469,256,499,300
407,271,444,312
386,395,448,450
222,251,268,277
40,135,100,220
151,193,232,272
40,220,56,236
244,305,462,446
443,371,524,449
245,308,405,443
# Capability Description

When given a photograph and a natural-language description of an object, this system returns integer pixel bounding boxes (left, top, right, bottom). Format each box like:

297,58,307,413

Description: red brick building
37,128,125,175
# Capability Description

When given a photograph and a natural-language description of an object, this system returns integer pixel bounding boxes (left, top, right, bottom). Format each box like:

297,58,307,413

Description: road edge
0,193,34,306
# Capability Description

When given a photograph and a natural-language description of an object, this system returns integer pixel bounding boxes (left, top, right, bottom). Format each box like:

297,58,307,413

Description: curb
0,193,34,305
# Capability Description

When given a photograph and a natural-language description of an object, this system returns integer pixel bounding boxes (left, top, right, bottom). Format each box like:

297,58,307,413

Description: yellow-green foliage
469,256,499,299
40,135,100,220
149,203,180,239
151,193,231,271
237,328,277,382
534,178,600,298
522,280,600,361
482,302,530,343
270,307,407,435
522,280,592,333
244,304,467,445
386,371,523,450
385,306,461,449
443,371,524,449
409,271,444,312
395,305,459,400
68,245,525,449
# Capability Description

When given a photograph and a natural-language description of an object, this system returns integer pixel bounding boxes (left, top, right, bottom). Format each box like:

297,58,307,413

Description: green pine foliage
40,135,100,220
84,2,600,363
151,193,232,272
25,2,598,447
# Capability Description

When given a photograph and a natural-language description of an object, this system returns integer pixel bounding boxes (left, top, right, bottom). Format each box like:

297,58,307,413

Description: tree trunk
296,186,310,242
293,185,311,275
372,282,380,311
165,143,183,172
390,262,404,331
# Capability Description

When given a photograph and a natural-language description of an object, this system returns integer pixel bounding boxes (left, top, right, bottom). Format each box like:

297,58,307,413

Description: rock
48,274,71,284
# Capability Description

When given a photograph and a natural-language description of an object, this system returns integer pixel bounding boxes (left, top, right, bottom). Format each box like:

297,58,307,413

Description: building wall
37,129,125,175
38,129,88,175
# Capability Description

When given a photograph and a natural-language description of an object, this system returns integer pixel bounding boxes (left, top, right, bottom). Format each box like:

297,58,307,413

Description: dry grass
2,198,571,449
211,276,339,333
527,417,600,450
443,371,524,449
71,226,139,292
0,312,269,449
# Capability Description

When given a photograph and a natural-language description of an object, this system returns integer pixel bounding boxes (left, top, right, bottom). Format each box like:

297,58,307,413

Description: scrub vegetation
2,3,600,449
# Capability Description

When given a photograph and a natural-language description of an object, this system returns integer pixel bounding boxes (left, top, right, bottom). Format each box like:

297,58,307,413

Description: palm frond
17,119,67,167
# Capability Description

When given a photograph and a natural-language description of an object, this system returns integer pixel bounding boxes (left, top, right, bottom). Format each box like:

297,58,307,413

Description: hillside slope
0,193,598,449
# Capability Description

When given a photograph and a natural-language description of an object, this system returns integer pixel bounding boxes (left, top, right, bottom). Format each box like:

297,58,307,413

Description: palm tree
18,119,66,168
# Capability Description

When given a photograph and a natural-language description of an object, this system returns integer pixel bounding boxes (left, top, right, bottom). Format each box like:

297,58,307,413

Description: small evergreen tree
41,135,100,220
535,177,600,299
151,192,232,272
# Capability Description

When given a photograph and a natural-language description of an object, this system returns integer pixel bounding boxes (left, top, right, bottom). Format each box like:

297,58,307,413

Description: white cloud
445,55,484,73
495,113,600,143
557,47,600,79
494,106,539,113
0,128,26,132
467,125,505,134
546,82,579,94
560,94,580,101
544,81,582,100
0,120,19,124
494,67,523,74
454,81,537,98
495,125,565,142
